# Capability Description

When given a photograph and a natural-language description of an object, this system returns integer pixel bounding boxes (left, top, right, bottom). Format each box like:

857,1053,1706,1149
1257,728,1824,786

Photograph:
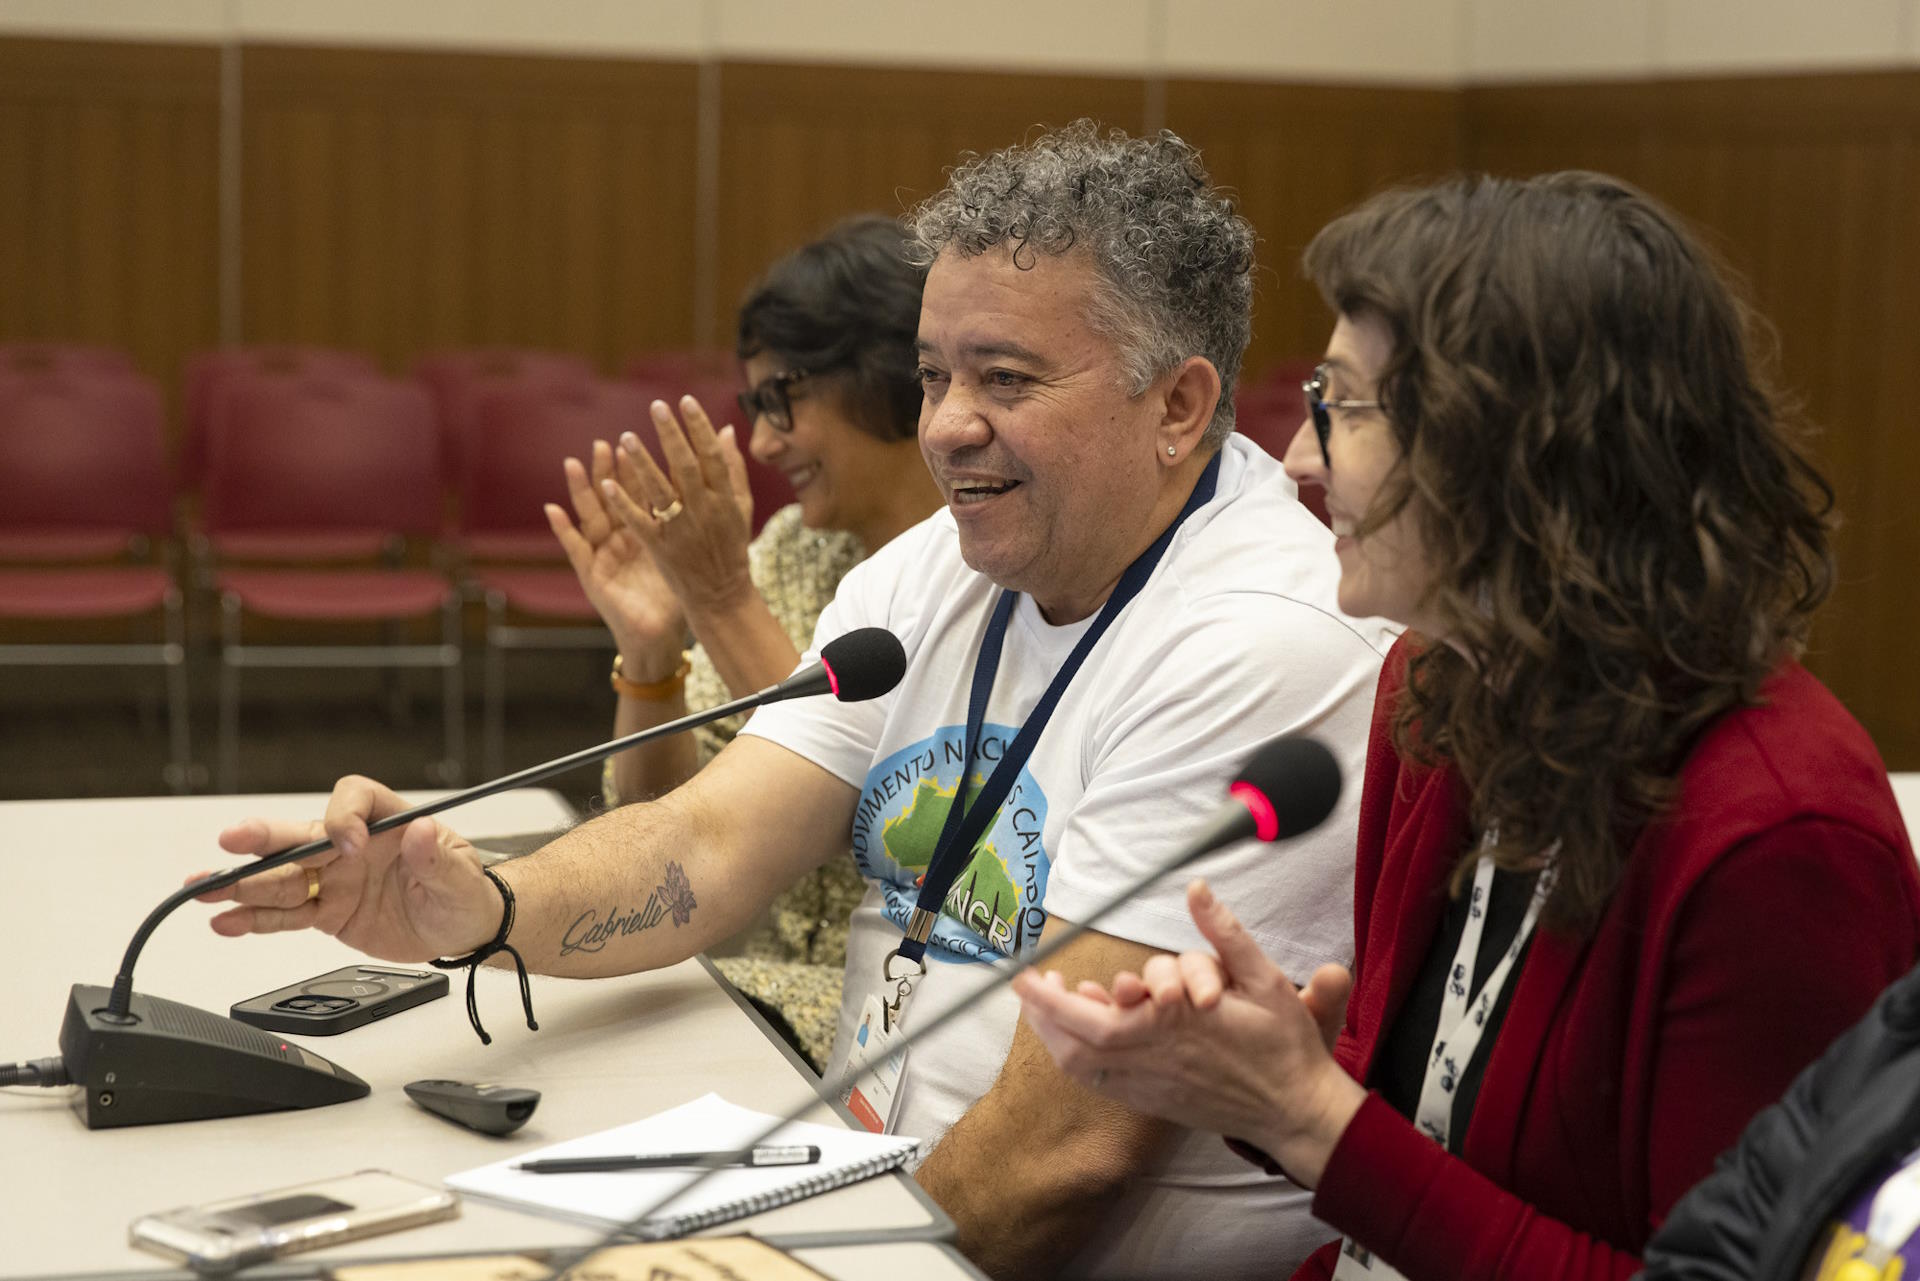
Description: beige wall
2,0,1917,79
1467,0,1920,78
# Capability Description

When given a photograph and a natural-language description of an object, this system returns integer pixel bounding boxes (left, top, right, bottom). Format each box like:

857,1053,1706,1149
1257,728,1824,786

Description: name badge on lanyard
843,989,912,1134
832,451,1223,1134
1335,848,1553,1279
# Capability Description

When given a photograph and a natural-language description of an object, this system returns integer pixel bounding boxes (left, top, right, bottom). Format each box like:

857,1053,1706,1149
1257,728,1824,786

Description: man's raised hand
191,774,501,965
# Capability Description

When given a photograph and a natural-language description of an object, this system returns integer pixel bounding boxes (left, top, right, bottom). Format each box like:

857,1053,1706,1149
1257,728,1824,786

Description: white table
0,792,955,1278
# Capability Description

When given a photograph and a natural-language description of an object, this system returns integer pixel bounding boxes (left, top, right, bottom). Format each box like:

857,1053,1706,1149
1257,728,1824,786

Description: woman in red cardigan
1013,171,1920,1279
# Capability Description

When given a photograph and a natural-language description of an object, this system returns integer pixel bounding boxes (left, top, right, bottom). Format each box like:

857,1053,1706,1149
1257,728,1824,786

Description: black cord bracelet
430,865,538,1046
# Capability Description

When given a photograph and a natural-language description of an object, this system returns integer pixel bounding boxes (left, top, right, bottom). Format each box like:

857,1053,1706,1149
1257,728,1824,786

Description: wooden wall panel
1165,81,1463,381
3,39,1914,768
711,62,1147,348
239,46,701,373
1464,74,1920,766
0,38,220,422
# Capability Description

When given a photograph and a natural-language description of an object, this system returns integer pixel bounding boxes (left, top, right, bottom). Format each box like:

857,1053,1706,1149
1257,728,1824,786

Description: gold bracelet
611,650,692,701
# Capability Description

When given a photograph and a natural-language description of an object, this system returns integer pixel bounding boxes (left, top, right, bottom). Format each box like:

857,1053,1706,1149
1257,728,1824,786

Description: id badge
1331,1237,1407,1280
839,992,910,1134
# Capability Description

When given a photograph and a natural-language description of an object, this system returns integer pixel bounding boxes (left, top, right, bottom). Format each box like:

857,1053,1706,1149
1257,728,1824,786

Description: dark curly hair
736,214,924,442
906,120,1256,447
1304,171,1836,932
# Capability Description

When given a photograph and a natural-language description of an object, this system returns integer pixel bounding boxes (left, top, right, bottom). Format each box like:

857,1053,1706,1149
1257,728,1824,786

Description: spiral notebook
443,1093,920,1239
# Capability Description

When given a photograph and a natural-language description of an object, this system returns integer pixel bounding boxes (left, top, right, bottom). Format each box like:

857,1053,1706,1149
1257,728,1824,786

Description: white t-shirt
742,437,1397,1280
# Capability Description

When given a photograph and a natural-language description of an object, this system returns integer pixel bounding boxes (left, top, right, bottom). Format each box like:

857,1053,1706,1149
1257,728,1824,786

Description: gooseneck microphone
34,627,906,1129
548,734,1342,1259
106,626,906,1019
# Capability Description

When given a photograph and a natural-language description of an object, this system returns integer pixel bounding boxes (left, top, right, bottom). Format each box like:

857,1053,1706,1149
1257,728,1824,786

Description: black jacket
1641,960,1920,1281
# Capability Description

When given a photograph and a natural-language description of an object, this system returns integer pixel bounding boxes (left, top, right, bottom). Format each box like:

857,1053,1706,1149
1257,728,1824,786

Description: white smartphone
128,1169,458,1274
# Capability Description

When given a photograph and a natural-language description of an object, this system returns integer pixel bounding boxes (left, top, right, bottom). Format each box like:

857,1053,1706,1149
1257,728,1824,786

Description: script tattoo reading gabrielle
558,860,698,956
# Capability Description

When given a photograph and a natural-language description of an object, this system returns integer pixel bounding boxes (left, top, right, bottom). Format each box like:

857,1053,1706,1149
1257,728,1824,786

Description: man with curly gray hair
907,120,1255,450
203,123,1392,1280
765,122,1393,1277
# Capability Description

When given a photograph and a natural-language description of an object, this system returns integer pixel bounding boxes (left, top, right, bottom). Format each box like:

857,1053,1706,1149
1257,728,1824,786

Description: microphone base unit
59,984,370,1129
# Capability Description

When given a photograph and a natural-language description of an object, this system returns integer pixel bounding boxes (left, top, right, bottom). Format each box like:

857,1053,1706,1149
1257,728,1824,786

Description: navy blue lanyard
894,450,1223,965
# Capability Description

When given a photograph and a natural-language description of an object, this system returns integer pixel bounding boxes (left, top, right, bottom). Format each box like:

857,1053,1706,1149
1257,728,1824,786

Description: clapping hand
597,396,756,620
547,438,686,668
1011,879,1367,1187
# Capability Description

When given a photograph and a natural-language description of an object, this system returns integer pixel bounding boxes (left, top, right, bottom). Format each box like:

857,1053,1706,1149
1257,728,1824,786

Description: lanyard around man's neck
891,449,1223,968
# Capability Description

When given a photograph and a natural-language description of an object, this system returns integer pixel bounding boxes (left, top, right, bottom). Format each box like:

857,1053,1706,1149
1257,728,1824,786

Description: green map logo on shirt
851,725,1051,964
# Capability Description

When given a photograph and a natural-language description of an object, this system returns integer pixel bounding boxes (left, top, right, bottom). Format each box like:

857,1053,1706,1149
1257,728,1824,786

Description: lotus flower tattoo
661,860,697,927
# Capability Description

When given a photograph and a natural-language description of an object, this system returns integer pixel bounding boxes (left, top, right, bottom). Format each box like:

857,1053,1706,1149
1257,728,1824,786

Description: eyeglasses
1301,362,1381,468
736,369,810,433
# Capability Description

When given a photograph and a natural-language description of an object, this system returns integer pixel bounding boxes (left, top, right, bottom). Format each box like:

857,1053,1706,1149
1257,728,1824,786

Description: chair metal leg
162,588,193,795
483,591,506,780
218,593,241,794
440,594,465,786
381,618,410,727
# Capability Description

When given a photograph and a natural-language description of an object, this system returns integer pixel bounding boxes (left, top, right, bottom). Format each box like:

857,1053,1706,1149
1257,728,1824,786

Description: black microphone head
1232,736,1341,841
818,627,907,703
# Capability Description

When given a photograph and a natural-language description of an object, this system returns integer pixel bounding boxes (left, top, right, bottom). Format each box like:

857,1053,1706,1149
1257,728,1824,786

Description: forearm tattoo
558,860,699,956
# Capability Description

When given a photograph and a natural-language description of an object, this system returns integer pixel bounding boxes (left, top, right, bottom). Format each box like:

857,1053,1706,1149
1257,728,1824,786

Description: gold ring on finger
304,866,321,902
650,498,684,523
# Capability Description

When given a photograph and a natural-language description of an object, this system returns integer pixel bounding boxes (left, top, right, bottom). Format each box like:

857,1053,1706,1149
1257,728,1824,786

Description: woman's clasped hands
1011,879,1368,1188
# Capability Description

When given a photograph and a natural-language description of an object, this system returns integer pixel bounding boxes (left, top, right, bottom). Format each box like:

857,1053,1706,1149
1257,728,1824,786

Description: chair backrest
201,375,441,536
623,349,738,387
0,373,171,538
0,342,138,378
625,356,747,458
463,379,658,536
416,348,595,477
183,346,382,487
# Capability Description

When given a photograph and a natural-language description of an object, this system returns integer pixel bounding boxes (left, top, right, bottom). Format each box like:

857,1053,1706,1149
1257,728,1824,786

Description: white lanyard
1336,847,1554,1279
1413,852,1551,1151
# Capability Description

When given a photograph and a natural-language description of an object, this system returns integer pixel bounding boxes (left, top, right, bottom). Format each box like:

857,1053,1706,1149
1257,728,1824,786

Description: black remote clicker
404,1078,541,1136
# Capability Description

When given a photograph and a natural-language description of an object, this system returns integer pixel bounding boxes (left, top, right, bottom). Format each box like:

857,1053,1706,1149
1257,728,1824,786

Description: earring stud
1166,445,1177,457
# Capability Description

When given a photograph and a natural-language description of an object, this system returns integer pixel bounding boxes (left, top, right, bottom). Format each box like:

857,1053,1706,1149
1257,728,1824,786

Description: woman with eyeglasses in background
549,215,940,1067
1012,172,1920,1278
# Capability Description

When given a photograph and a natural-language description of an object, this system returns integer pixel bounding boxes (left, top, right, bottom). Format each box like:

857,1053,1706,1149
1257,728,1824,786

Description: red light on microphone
1230,780,1279,842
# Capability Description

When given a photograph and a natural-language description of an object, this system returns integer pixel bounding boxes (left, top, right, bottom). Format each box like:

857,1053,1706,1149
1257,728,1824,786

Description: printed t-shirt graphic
850,724,1049,965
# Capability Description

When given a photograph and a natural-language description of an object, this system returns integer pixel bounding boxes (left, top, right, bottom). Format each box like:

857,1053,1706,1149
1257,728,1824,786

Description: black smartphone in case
230,964,448,1036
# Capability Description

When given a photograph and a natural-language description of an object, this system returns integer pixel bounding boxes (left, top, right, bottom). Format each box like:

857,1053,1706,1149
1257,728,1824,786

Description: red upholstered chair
200,374,461,792
458,379,656,774
1235,360,1329,528
0,371,174,563
181,346,381,490
622,348,737,387
460,379,658,563
0,371,192,790
416,347,595,484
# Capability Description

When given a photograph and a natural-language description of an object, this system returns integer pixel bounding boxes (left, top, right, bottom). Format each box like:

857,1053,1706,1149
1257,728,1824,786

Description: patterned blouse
600,503,867,1069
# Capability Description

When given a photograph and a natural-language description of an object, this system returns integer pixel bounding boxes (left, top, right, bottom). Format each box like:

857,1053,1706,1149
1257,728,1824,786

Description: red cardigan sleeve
1301,817,1920,1281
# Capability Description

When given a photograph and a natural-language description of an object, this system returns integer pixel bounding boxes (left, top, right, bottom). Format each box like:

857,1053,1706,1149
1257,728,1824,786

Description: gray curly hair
906,120,1256,448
